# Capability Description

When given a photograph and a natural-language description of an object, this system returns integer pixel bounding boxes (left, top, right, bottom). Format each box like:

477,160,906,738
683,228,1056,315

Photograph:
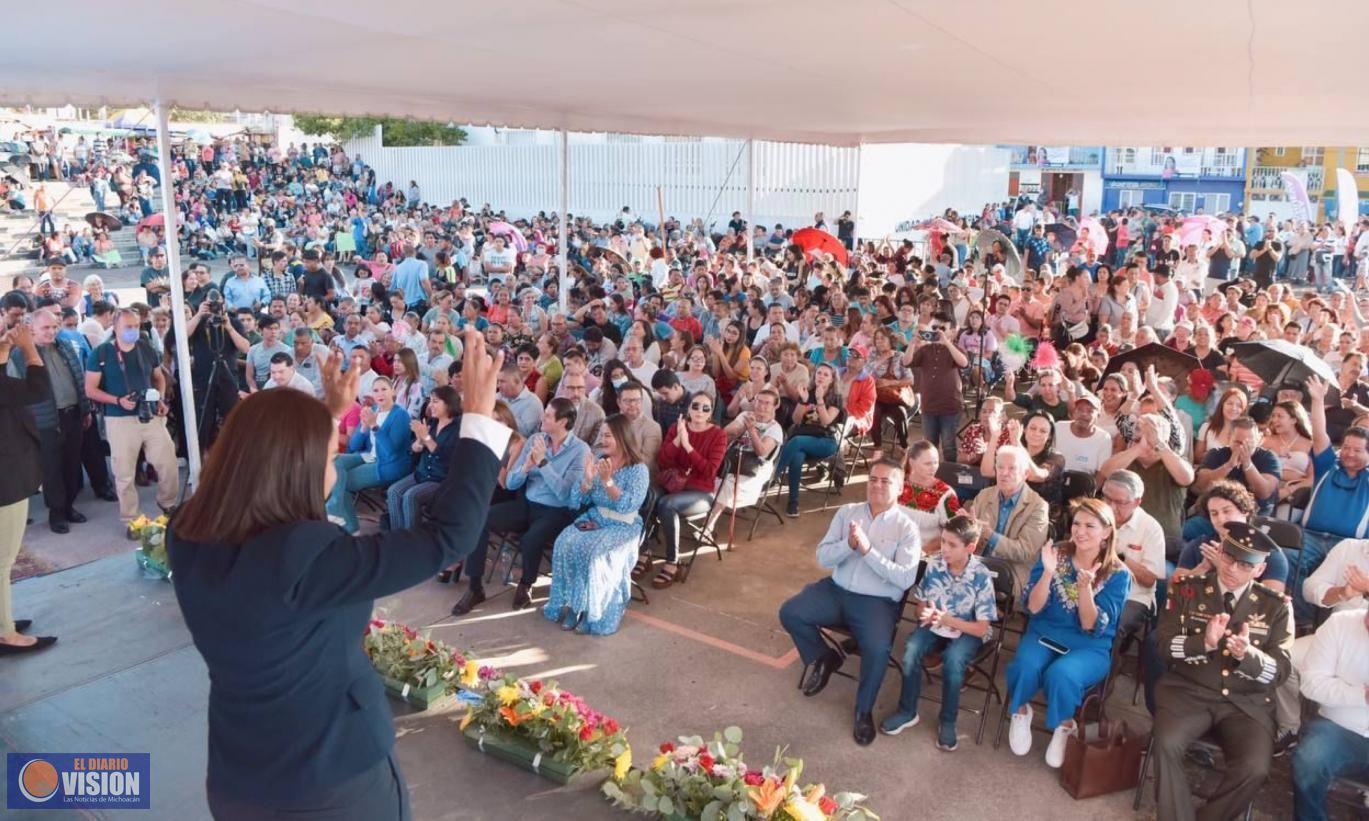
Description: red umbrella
136,212,182,231
790,227,847,265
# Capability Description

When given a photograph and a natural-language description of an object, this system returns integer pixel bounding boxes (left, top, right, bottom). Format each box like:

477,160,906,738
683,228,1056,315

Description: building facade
1101,147,1246,215
1242,146,1369,222
1004,146,1103,216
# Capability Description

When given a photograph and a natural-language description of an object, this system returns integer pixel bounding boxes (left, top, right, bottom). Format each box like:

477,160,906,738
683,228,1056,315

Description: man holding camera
164,288,250,448
84,308,179,525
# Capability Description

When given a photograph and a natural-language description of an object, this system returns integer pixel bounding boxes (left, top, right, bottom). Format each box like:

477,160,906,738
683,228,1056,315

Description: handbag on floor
1059,717,1147,799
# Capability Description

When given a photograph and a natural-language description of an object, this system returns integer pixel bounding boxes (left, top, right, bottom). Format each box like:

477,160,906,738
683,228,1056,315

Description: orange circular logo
18,759,59,802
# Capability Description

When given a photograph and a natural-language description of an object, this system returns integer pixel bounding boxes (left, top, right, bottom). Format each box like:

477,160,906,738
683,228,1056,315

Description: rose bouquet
362,619,465,707
603,727,878,820
460,670,631,780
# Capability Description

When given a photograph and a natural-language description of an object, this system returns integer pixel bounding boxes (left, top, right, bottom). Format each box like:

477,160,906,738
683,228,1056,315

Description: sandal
630,555,653,580
651,564,680,589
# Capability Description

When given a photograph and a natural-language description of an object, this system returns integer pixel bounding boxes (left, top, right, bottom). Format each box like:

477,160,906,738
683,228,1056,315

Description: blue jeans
892,627,983,741
1292,717,1369,821
920,412,959,461
778,577,899,715
777,435,839,502
653,490,713,562
1294,530,1344,626
385,473,439,531
327,453,387,533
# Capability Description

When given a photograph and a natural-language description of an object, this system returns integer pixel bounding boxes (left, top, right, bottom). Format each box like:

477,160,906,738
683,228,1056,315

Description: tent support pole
851,143,863,256
153,99,202,488
558,129,569,312
746,139,755,262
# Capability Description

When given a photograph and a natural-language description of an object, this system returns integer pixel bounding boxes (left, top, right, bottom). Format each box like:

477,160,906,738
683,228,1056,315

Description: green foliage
169,109,228,123
292,115,467,147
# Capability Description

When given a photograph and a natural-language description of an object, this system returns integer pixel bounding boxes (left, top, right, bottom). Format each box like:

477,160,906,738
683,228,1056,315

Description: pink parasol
1178,215,1226,248
1073,218,1108,255
915,218,963,234
487,221,528,253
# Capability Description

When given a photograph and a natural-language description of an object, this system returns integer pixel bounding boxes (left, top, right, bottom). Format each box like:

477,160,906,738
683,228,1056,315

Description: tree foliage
291,116,467,147
169,109,228,123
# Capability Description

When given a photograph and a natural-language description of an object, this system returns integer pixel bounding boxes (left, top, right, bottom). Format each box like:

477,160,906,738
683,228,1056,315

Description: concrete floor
6,474,1240,821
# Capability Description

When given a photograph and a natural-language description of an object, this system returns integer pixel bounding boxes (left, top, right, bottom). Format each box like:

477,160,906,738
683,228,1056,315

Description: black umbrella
1229,340,1339,397
1102,342,1201,383
85,211,122,232
1045,222,1076,250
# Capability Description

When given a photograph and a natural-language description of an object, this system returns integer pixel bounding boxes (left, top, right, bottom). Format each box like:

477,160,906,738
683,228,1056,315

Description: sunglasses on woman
690,402,712,412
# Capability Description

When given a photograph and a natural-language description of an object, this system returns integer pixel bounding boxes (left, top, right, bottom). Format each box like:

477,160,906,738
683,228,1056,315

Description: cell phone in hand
575,520,599,532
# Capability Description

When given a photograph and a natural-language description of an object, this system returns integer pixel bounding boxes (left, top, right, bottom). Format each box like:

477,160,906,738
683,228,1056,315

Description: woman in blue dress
1006,497,1131,768
544,414,649,636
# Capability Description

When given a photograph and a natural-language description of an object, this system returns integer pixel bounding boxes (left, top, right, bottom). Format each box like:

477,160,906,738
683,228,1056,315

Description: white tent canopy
6,0,1369,146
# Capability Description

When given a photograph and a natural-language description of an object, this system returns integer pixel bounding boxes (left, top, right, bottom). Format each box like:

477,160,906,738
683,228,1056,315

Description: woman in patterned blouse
899,440,960,553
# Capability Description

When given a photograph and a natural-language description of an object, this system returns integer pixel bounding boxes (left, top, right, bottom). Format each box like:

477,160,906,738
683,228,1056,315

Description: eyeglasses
690,403,712,412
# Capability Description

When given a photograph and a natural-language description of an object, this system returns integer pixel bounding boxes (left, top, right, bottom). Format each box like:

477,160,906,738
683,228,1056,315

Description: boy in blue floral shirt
880,515,998,751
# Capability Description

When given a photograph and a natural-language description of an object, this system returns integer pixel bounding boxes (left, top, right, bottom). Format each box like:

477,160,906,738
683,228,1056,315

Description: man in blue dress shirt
779,459,922,746
452,398,589,616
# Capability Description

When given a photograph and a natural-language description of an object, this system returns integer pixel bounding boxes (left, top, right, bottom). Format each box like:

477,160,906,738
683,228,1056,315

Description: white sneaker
1045,722,1076,768
1008,706,1033,756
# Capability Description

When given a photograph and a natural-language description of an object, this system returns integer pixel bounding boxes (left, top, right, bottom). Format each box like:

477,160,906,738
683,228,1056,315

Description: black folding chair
908,555,1017,745
1061,470,1097,503
631,486,660,605
993,626,1124,750
796,581,919,690
936,460,991,505
1132,732,1255,820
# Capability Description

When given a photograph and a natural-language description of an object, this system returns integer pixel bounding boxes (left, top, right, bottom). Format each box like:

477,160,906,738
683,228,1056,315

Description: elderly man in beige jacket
968,444,1050,590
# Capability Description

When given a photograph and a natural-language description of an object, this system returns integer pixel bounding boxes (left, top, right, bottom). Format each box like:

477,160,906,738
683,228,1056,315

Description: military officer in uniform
1152,521,1293,821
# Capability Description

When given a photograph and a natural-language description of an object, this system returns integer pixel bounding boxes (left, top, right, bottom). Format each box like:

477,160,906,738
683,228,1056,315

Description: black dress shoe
14,620,31,632
853,712,876,746
436,569,454,584
96,489,118,502
511,583,533,611
801,651,842,697
450,588,486,616
0,636,57,655
48,520,70,535
562,611,585,632
66,509,88,524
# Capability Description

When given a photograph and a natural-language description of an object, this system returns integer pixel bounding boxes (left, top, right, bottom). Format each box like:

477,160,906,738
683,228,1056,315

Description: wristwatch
538,458,548,468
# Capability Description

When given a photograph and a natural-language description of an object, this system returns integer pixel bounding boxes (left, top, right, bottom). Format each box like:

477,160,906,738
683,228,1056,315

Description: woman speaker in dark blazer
168,329,508,821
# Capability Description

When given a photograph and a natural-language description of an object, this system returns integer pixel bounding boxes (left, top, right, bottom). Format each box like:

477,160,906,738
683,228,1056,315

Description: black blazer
0,362,48,506
167,435,500,806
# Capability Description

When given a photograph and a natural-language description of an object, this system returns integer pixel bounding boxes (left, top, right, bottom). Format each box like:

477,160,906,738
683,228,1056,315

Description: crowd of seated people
10,133,1369,814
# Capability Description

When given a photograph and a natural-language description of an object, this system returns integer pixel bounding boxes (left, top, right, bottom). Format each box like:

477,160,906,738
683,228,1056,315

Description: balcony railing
1249,165,1326,193
1105,149,1246,178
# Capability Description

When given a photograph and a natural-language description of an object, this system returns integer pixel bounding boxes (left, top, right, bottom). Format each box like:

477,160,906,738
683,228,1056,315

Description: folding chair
993,628,1124,749
631,486,660,605
840,420,874,478
1061,470,1097,504
795,584,916,690
1253,514,1305,604
717,465,786,543
936,460,991,505
1132,732,1255,820
909,555,1017,745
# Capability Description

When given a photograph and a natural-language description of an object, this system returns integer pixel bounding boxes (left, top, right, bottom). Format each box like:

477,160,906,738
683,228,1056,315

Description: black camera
132,388,162,424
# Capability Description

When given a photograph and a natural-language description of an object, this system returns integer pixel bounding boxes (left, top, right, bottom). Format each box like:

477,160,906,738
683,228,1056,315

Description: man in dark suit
0,320,59,653
7,307,106,533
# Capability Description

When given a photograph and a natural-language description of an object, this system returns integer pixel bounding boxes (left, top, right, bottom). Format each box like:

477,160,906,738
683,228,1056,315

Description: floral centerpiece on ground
131,514,171,577
603,727,878,821
460,668,631,779
362,618,464,706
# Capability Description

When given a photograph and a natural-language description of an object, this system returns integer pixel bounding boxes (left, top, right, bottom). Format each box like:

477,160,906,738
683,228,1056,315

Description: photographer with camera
84,308,179,526
164,287,250,448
